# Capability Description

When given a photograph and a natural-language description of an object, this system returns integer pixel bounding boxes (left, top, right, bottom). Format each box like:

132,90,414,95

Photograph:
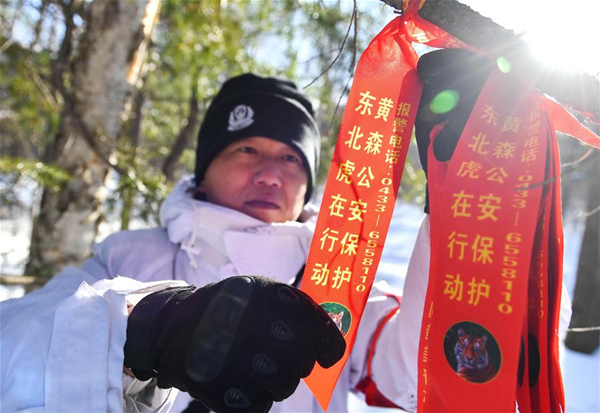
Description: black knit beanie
194,73,321,203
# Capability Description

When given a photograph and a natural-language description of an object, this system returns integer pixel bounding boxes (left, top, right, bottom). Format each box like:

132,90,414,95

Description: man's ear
193,181,208,202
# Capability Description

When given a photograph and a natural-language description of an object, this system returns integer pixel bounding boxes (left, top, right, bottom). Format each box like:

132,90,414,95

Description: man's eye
239,147,257,154
282,154,301,163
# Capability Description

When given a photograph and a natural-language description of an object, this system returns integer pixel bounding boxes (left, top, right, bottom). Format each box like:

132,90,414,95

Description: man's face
198,136,308,223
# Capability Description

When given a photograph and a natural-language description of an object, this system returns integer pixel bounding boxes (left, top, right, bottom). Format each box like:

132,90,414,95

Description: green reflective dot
430,90,459,114
497,57,511,73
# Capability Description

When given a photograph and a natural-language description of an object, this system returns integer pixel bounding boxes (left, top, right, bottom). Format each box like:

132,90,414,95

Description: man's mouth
245,200,280,210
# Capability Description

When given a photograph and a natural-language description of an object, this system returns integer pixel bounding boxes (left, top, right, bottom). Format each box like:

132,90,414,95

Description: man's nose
253,160,283,187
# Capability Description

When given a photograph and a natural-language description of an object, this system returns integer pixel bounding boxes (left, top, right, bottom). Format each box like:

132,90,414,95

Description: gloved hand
415,49,494,212
124,276,346,413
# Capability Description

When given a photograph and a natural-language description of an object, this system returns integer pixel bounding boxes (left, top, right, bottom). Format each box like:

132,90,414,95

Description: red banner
417,68,564,412
300,17,421,411
300,1,596,410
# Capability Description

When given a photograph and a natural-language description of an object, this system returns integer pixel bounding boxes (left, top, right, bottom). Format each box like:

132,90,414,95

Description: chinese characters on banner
418,69,558,412
300,0,599,409
300,17,422,411
402,5,599,412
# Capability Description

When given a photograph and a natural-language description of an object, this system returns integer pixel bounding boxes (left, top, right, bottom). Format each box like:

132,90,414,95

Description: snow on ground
0,200,598,412
559,219,600,413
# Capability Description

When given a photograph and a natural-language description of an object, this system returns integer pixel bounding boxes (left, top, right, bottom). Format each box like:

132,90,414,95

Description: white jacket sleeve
367,215,430,412
347,216,430,412
0,270,185,412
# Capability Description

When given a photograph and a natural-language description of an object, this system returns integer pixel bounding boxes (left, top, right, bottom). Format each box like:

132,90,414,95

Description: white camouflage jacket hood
157,177,317,286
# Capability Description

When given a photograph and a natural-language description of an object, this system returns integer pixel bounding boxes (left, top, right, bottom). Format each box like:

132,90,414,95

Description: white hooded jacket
1,178,421,412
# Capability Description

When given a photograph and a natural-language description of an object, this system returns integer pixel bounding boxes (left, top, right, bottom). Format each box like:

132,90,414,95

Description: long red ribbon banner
419,67,564,412
300,17,421,410
301,2,600,411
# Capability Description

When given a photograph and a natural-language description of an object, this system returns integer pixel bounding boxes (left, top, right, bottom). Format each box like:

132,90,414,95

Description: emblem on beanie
227,104,254,132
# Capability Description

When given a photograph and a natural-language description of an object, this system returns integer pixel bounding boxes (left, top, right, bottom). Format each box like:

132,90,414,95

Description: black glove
415,49,494,213
124,276,346,413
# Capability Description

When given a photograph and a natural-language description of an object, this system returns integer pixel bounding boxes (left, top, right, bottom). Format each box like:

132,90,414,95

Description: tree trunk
162,89,201,182
565,150,600,354
25,0,160,284
120,90,145,230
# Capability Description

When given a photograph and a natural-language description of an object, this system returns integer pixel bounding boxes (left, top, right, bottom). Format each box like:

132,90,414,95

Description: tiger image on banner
455,329,497,383
444,322,501,384
328,311,345,334
321,302,352,338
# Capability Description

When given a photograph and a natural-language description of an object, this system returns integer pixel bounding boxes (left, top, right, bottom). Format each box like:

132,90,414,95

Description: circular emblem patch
321,302,351,337
443,321,501,384
228,104,254,131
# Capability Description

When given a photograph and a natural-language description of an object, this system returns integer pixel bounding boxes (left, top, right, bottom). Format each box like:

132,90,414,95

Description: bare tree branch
566,204,600,222
0,275,46,289
299,48,343,64
128,90,145,148
31,0,50,49
304,4,358,89
566,326,600,332
329,74,353,133
350,0,358,72
49,0,75,100
562,147,594,169
162,87,201,182
24,58,61,109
